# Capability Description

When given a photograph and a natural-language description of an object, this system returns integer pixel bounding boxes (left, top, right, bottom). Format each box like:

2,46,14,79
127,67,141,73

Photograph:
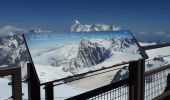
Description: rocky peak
71,20,121,32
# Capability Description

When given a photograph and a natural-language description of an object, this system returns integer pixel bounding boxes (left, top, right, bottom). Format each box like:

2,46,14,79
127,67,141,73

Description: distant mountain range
0,29,46,78
0,32,29,67
71,20,121,32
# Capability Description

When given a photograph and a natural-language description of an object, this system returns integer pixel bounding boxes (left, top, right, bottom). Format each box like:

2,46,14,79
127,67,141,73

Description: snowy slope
0,33,30,78
0,78,12,100
145,46,170,71
113,43,170,81
0,28,51,79
0,77,86,100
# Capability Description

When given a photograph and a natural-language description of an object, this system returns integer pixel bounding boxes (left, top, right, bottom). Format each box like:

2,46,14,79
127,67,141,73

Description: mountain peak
71,20,121,32
74,20,80,25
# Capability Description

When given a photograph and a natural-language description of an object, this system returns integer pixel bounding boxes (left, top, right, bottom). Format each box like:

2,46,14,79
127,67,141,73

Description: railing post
129,60,145,100
27,63,41,100
163,73,170,99
165,74,170,92
0,67,22,100
12,67,22,100
45,83,54,100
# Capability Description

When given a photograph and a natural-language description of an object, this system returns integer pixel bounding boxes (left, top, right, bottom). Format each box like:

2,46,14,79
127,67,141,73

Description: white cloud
0,25,24,37
138,31,148,35
167,34,170,37
155,31,166,35
137,31,167,36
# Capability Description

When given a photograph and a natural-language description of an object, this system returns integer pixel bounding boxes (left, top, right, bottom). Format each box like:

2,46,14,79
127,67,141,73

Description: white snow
146,47,170,60
35,64,73,83
141,43,170,71
0,78,86,100
0,78,12,100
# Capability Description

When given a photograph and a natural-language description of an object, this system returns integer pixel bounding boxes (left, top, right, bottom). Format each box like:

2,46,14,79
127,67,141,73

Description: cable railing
0,67,22,100
144,64,170,100
87,84,129,100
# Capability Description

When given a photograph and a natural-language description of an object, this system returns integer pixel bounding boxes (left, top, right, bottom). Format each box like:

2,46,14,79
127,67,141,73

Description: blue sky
0,0,170,36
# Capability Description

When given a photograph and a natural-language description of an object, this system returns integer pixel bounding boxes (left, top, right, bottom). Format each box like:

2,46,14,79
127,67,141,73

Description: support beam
163,74,170,99
27,63,41,100
12,67,22,100
0,67,22,100
129,60,145,100
45,83,54,100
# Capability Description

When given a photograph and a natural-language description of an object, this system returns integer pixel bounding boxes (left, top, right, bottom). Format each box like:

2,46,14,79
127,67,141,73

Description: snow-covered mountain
0,27,48,78
0,32,29,66
112,43,170,83
71,20,121,32
70,20,170,86
0,31,30,77
30,31,142,83
70,38,137,69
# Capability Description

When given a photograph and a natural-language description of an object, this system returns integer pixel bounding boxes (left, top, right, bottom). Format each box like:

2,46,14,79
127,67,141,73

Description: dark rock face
112,66,129,83
74,39,111,68
68,38,136,70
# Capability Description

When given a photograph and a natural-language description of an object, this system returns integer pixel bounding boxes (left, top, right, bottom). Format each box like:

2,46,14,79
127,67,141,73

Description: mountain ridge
71,20,121,32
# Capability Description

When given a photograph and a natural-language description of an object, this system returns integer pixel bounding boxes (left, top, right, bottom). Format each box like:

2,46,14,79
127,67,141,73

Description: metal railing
144,64,170,100
143,43,170,100
0,67,22,100
88,84,129,100
27,59,145,100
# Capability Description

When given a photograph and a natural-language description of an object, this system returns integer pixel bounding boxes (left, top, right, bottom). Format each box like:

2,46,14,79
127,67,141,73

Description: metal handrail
145,64,170,77
141,43,170,50
0,67,22,100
